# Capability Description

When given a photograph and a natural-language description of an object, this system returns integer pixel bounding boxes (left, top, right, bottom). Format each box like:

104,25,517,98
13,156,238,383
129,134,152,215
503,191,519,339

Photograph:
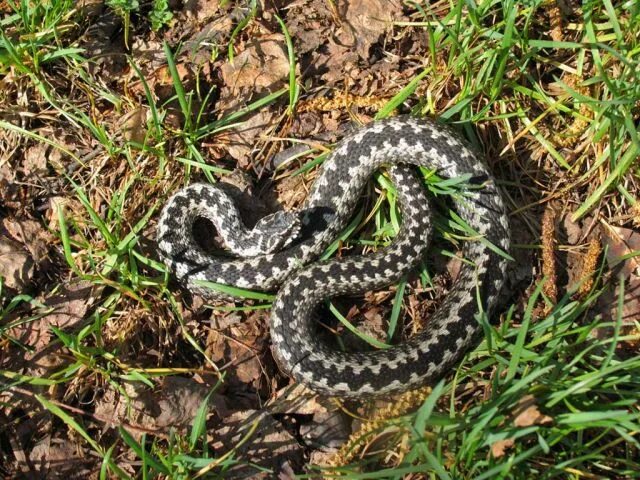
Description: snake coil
157,116,510,398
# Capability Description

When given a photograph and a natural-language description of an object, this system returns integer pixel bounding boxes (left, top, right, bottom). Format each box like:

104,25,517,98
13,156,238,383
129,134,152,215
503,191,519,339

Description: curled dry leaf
217,32,290,163
46,196,84,231
562,212,583,245
601,223,640,277
285,0,333,54
222,110,277,164
300,408,350,451
270,384,350,455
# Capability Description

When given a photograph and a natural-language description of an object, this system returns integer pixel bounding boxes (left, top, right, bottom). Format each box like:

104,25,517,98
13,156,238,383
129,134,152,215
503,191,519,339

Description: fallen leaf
24,436,96,479
340,0,402,60
513,395,553,428
273,174,307,211
601,223,640,278
562,212,583,245
154,377,227,428
220,33,289,93
596,223,640,350
46,196,83,231
6,281,100,376
120,106,149,145
300,408,350,451
2,217,52,262
221,110,277,164
23,143,49,177
95,377,228,432
183,0,221,22
491,438,515,458
0,236,34,290
271,384,350,450
286,0,334,54
206,309,270,391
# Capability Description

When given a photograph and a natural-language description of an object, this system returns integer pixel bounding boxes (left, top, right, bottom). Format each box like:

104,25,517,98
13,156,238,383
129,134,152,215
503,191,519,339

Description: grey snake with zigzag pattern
157,115,510,398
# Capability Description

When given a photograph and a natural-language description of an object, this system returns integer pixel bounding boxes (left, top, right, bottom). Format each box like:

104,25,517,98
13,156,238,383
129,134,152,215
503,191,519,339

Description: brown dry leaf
46,196,83,231
95,377,228,432
0,161,15,202
286,0,333,54
274,174,307,210
513,395,553,428
219,33,290,108
6,281,99,376
0,235,34,290
491,438,515,458
221,109,277,164
181,6,233,58
39,281,97,332
23,436,96,479
490,395,551,458
320,39,360,84
447,255,463,281
23,143,49,177
154,377,227,428
340,0,402,59
596,223,640,345
601,223,640,278
562,213,583,245
2,217,52,262
184,0,221,22
154,62,196,104
120,106,149,145
206,310,270,389
361,305,387,341
300,407,350,451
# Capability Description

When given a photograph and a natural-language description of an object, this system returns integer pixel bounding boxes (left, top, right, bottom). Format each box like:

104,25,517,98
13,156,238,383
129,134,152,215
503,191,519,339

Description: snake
157,115,510,398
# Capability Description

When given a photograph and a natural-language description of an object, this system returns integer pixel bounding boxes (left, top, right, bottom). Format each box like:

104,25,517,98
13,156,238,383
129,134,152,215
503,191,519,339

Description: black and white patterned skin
157,115,510,398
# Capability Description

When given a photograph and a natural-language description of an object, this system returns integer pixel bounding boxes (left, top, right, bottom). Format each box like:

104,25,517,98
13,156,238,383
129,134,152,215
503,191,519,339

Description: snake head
252,211,302,254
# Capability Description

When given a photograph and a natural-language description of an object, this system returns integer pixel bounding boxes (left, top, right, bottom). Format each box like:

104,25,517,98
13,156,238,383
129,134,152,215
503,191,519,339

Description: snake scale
157,115,510,398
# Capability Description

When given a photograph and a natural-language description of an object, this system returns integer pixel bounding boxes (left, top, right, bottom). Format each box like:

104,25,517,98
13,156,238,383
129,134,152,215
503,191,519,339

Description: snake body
157,116,510,398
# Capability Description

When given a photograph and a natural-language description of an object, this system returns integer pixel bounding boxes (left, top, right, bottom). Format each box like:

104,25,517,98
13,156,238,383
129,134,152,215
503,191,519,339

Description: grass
1,0,639,478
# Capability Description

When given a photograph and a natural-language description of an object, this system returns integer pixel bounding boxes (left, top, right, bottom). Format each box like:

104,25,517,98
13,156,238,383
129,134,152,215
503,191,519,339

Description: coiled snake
157,116,510,398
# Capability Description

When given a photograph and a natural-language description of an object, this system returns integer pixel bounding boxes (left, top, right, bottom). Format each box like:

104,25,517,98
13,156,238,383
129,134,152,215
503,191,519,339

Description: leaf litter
0,0,638,477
